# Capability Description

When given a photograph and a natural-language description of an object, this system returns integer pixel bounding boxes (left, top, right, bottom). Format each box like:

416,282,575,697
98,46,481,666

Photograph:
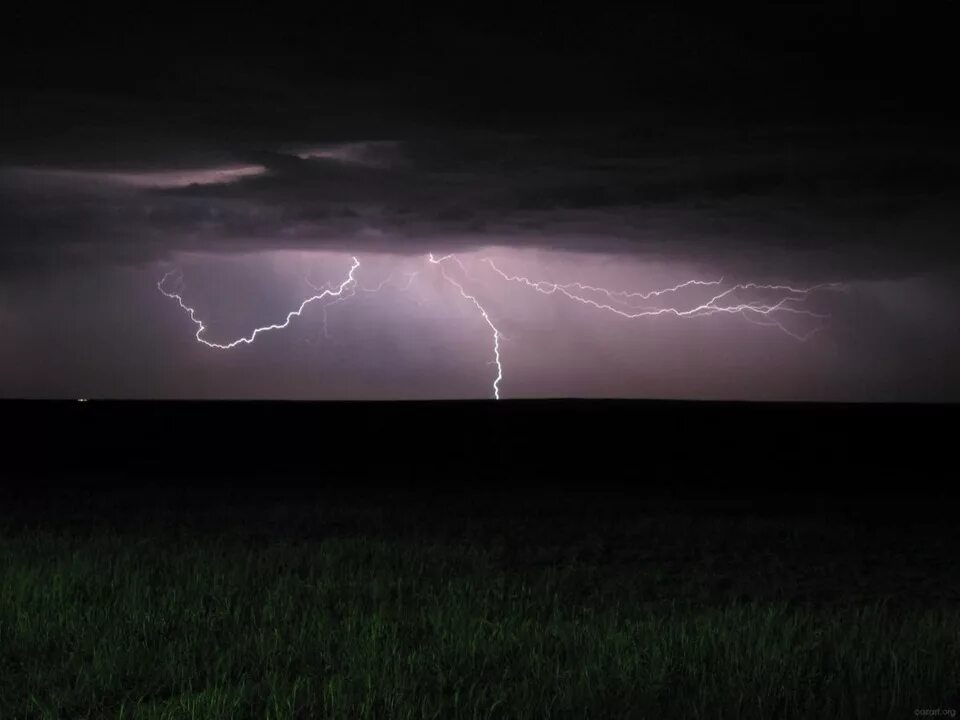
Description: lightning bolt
302,276,353,344
157,251,845,401
553,277,727,306
306,269,418,295
428,253,503,399
158,257,360,349
483,258,844,342
304,269,420,343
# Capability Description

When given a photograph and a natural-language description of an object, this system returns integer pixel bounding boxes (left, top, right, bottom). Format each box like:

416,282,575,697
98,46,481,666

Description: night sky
1,4,958,400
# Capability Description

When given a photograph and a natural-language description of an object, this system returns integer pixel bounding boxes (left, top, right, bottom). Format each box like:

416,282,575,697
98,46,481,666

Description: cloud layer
2,123,958,285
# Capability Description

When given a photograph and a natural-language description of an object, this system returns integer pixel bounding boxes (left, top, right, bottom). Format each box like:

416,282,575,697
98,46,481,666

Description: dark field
2,401,958,718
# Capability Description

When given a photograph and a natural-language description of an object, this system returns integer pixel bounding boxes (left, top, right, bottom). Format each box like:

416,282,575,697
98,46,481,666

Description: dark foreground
4,398,959,488
1,400,958,718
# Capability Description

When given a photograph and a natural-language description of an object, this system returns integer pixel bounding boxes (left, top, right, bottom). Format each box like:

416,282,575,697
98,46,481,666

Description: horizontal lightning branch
482,258,845,342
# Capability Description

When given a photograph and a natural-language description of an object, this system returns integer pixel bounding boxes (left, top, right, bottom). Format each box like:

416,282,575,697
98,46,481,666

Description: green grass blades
1,510,959,718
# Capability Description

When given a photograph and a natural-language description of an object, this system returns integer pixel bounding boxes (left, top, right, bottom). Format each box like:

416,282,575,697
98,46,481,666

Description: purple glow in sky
24,244,925,401
2,26,959,403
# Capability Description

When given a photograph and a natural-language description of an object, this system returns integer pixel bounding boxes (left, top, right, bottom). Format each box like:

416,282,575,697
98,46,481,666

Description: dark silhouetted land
1,400,957,718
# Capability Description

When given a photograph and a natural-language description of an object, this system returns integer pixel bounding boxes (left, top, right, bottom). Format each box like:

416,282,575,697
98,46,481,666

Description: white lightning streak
483,258,843,341
158,257,360,349
157,251,845,400
305,268,418,295
304,269,419,343
428,253,503,400
564,277,726,306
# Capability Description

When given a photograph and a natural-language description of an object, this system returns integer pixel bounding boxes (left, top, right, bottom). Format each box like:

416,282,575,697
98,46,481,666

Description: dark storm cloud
2,121,958,282
0,4,957,281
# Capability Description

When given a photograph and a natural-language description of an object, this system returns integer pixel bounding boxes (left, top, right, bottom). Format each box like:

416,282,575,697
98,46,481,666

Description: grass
1,489,958,718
